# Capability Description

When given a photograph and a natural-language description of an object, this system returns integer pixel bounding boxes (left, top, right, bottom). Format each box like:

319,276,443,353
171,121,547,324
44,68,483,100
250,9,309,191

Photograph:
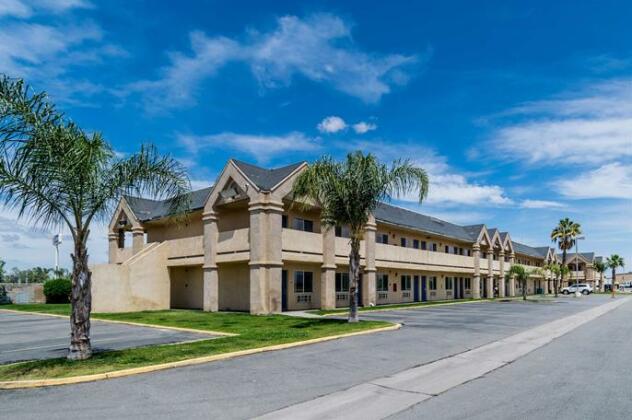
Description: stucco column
131,227,145,255
249,199,284,315
472,244,481,299
321,224,336,310
108,233,119,264
203,211,219,312
486,250,494,298
362,216,377,307
508,253,516,297
498,250,506,297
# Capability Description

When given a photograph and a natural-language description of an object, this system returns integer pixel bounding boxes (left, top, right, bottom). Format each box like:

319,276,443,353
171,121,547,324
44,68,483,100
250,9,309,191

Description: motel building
92,159,599,314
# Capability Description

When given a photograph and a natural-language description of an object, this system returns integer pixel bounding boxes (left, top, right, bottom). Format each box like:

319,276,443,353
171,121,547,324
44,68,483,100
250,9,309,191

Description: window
401,275,412,291
445,277,453,290
467,249,472,257
294,271,313,293
377,233,389,244
445,245,450,253
293,218,313,232
282,215,288,228
465,278,471,289
335,225,350,238
432,243,438,252
401,237,407,247
453,247,459,255
429,276,437,290
413,239,420,249
335,272,349,292
377,274,389,292
421,241,427,250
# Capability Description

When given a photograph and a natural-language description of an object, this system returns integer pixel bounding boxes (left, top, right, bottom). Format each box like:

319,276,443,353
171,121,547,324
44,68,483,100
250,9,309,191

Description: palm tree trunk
611,268,616,299
68,234,93,360
561,249,567,291
522,279,527,300
554,275,559,297
348,237,361,323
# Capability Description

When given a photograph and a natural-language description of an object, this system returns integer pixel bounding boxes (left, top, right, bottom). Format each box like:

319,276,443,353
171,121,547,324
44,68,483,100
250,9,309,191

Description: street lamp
52,233,62,276
574,236,585,297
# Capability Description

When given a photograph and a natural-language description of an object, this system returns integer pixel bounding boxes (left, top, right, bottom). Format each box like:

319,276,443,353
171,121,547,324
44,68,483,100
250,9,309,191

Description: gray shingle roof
125,187,213,222
232,160,305,191
558,252,595,262
374,203,478,243
512,241,549,259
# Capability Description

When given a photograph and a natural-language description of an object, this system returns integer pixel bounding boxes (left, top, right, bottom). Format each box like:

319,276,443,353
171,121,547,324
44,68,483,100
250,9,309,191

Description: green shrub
0,285,10,304
43,278,72,304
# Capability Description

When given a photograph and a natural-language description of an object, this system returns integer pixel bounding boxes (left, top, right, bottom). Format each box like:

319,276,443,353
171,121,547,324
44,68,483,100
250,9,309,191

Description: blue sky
1,0,631,270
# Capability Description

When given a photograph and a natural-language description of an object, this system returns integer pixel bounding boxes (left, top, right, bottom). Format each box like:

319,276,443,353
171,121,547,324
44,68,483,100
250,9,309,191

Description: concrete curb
318,298,498,316
0,308,235,337
0,323,400,389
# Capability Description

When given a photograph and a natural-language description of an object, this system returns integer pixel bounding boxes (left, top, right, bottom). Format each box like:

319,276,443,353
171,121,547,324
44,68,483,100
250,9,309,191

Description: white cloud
339,140,513,206
352,121,377,134
520,199,566,209
487,79,632,166
317,116,347,133
557,163,632,199
130,14,420,112
0,0,91,18
177,131,320,164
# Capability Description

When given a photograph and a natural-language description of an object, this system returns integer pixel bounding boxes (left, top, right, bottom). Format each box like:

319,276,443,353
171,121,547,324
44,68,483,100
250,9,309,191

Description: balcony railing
375,244,475,269
168,235,203,259
217,228,250,254
282,228,322,255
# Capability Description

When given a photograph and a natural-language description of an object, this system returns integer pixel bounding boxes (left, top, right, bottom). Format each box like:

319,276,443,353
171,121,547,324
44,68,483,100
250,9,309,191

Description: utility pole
52,233,62,277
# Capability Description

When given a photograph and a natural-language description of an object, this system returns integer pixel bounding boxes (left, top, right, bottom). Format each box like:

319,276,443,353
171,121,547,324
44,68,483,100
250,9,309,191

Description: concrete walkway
256,298,627,420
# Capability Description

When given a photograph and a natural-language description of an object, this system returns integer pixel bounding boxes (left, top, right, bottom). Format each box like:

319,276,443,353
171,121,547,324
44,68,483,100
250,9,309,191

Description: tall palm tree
292,152,429,322
593,260,607,293
0,77,190,360
545,262,561,297
508,264,530,301
551,218,582,293
606,255,624,298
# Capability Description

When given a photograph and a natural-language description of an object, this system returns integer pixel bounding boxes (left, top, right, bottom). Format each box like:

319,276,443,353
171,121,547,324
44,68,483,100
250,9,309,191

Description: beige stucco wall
169,266,203,309
218,263,250,311
146,213,203,243
217,208,249,232
284,262,322,310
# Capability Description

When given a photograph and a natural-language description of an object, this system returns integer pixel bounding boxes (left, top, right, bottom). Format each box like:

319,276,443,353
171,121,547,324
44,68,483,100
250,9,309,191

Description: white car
561,284,593,295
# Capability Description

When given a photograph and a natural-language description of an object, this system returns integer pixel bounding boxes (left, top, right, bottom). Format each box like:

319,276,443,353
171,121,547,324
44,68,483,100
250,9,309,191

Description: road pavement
0,296,623,419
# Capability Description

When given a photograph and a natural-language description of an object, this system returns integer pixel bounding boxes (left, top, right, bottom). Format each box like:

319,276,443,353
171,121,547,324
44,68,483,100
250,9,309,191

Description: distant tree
606,255,625,298
593,260,607,293
292,151,429,322
0,258,5,282
551,218,582,293
0,76,191,360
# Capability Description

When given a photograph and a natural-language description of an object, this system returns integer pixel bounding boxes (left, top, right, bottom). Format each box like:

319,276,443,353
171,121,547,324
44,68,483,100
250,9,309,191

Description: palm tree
551,218,582,293
606,255,624,298
292,152,429,322
0,77,190,359
593,260,607,293
508,264,530,301
545,262,561,297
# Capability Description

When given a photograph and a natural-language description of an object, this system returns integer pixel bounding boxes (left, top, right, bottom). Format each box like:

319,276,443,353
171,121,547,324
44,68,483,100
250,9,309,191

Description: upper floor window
335,272,349,292
294,271,313,293
467,249,472,256
401,275,412,291
335,225,350,238
293,218,314,232
401,237,407,247
282,215,288,228
445,245,450,254
421,241,427,250
376,233,389,244
413,239,420,249
432,243,438,252
377,274,389,292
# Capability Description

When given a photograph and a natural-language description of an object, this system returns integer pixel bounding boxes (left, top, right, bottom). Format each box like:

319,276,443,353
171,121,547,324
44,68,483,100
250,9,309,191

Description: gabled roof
512,241,549,259
232,160,305,191
125,187,213,222
559,252,595,263
374,203,478,243
463,224,485,240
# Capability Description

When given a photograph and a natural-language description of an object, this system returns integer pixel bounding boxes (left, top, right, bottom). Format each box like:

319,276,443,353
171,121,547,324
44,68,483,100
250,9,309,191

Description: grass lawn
0,304,390,381
311,298,496,315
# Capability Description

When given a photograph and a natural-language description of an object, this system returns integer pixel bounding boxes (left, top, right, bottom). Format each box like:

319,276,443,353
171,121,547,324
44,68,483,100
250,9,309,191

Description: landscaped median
0,304,395,388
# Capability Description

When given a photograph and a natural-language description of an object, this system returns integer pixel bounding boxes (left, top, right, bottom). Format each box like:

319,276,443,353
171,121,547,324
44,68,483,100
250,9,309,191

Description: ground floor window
429,276,437,290
377,274,389,292
335,272,349,292
294,271,313,293
464,278,471,289
445,277,453,290
401,275,412,291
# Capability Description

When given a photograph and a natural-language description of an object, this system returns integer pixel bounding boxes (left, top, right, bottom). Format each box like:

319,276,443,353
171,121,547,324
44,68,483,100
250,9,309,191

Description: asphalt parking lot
0,311,213,364
0,295,616,420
